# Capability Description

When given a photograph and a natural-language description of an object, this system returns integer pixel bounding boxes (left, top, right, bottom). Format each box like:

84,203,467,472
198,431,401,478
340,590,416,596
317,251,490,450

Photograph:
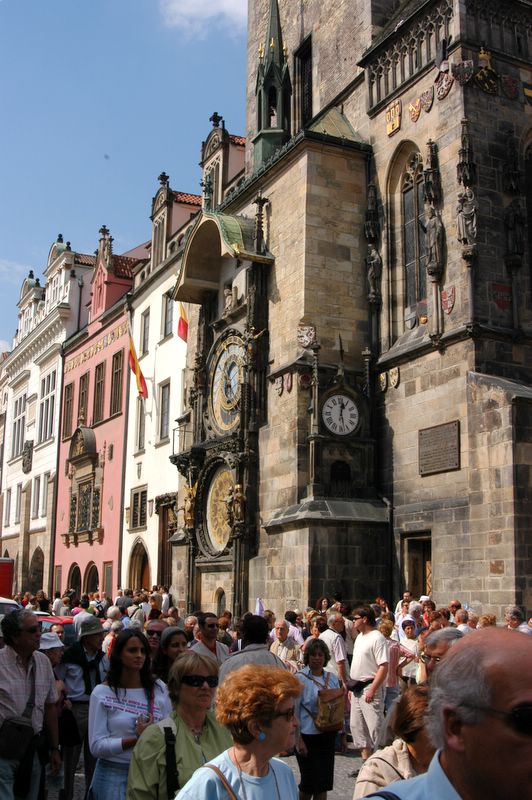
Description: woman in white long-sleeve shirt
88,629,171,800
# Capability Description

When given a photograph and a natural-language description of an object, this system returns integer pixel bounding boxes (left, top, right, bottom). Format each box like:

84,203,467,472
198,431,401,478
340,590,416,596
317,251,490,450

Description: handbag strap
163,725,180,800
302,670,330,690
22,660,36,719
364,794,402,800
203,764,239,800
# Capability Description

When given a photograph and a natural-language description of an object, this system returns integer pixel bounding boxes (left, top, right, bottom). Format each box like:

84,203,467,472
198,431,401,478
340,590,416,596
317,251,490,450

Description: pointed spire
264,0,285,69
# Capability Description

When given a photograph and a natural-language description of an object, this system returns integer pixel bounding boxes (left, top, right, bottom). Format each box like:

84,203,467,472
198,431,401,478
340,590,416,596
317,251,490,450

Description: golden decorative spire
270,37,275,49
259,43,264,59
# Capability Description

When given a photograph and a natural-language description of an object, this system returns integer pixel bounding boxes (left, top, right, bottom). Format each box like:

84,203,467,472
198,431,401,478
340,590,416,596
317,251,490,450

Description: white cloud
159,0,247,37
0,257,33,287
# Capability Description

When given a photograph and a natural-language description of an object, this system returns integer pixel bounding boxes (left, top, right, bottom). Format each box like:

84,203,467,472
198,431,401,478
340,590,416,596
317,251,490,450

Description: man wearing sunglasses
373,627,532,800
191,612,229,665
0,610,60,800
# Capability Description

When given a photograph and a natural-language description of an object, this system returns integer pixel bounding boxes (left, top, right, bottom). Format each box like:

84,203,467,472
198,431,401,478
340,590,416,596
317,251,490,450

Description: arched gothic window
402,152,427,311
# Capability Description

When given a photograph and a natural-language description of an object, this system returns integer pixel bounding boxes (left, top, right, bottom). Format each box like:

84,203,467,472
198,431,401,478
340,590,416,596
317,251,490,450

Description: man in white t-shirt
349,604,388,761
319,611,349,689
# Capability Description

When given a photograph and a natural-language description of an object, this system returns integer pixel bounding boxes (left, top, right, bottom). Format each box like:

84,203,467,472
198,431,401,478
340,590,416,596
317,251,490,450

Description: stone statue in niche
222,284,238,316
423,140,442,204
364,183,380,241
233,484,245,523
366,244,382,300
224,486,234,526
504,200,525,256
456,188,477,245
425,206,444,277
180,484,196,528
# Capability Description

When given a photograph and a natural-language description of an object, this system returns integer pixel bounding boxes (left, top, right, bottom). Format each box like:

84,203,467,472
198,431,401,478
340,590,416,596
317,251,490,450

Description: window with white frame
38,370,56,443
162,293,173,339
140,310,150,356
11,393,27,459
42,472,50,517
158,381,170,441
32,476,40,519
136,397,145,452
4,488,11,526
14,483,22,524
130,486,147,530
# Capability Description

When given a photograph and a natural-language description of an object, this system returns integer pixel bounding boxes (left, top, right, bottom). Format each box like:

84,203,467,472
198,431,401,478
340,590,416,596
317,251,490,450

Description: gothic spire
264,0,285,70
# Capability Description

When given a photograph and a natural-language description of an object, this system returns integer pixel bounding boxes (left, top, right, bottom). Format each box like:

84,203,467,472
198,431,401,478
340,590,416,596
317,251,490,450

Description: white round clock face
322,394,359,436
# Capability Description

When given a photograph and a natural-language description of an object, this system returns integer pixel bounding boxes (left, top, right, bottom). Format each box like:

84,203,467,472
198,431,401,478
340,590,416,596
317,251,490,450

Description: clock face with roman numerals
321,393,360,436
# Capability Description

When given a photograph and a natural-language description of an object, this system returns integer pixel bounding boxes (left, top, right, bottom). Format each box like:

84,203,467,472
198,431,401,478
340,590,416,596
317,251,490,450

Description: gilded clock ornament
205,464,234,553
322,393,360,436
209,334,246,433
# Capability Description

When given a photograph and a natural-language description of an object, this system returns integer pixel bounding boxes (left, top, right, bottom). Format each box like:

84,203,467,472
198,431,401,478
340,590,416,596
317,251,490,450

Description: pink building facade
53,227,143,597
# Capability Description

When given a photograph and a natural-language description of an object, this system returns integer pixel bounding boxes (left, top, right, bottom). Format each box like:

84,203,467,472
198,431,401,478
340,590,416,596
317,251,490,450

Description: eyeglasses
146,630,163,637
352,616,363,621
419,652,442,664
181,674,218,688
272,707,296,722
462,703,532,737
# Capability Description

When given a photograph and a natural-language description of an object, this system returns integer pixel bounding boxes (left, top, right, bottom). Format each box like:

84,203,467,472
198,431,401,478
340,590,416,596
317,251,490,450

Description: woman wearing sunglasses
87,630,172,800
126,651,231,800
176,665,301,799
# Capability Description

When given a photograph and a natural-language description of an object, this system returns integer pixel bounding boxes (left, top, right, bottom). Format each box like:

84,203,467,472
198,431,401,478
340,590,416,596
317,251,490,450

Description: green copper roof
308,107,362,143
202,211,273,263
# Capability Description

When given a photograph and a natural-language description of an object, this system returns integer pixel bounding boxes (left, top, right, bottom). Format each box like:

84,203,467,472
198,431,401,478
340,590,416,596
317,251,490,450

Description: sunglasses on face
271,707,296,722
204,623,219,629
146,630,162,637
463,703,532,737
181,674,219,688
419,651,442,664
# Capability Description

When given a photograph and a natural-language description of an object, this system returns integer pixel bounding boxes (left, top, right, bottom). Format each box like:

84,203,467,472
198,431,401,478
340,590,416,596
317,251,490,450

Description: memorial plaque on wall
419,421,460,476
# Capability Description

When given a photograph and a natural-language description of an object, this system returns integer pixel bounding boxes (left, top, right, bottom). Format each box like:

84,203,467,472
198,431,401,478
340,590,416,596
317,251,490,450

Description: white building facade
1,237,94,593
121,178,200,600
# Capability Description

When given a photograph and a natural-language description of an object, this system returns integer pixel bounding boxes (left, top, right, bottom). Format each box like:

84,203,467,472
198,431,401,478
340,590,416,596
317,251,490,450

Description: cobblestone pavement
64,747,363,800
285,747,362,800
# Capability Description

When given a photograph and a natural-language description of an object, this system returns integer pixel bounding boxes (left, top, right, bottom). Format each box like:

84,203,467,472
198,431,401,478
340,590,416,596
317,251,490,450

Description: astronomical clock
171,194,273,617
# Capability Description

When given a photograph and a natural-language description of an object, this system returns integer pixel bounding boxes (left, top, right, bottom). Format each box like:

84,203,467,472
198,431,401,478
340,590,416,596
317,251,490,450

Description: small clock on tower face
209,334,246,434
321,393,360,436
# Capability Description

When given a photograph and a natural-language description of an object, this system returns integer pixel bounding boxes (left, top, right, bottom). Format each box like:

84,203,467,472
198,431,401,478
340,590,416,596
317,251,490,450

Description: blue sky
0,0,247,350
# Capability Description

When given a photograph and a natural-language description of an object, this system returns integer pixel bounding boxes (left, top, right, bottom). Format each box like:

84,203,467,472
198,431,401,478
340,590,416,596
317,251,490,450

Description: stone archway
68,564,82,598
84,563,99,594
28,547,44,593
128,540,150,591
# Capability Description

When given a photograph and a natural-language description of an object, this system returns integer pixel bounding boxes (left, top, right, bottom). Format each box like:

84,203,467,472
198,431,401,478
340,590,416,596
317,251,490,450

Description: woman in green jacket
126,651,231,800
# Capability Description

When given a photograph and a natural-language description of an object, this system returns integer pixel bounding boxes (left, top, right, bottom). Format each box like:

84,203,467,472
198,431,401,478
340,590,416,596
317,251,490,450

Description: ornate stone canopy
174,211,273,304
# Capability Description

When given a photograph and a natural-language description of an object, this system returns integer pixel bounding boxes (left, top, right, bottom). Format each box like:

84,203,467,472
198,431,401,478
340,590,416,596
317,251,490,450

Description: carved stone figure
504,200,524,256
364,183,380,241
366,244,382,299
425,206,444,277
223,284,234,315
423,140,442,204
233,484,245,523
224,486,234,526
182,484,195,528
456,189,477,245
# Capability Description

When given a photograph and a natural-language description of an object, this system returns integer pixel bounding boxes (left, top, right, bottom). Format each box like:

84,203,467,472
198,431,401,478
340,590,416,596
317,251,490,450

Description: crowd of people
0,585,531,800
